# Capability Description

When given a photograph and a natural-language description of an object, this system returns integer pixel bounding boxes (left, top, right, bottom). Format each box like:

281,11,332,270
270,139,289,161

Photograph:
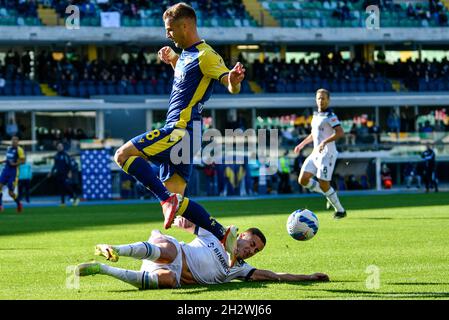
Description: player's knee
114,148,127,167
158,271,177,289
298,175,309,186
319,180,330,191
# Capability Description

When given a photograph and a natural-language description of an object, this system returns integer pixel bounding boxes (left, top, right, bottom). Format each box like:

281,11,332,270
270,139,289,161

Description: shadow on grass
389,282,449,286
314,288,449,299
0,192,448,236
172,280,320,295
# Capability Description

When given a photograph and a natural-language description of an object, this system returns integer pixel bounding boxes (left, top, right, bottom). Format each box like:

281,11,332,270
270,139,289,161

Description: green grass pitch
1,192,448,300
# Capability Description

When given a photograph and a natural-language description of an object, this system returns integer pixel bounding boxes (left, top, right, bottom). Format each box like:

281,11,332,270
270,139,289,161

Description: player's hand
228,62,245,87
173,216,195,229
309,273,330,282
318,141,327,153
294,144,303,154
158,46,177,65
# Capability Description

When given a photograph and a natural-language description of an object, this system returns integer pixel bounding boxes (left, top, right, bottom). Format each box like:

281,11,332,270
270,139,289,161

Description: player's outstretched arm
221,62,245,94
294,133,313,154
158,46,179,70
250,269,329,282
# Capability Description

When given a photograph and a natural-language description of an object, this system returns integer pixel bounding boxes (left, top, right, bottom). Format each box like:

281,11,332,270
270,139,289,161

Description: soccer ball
286,209,319,241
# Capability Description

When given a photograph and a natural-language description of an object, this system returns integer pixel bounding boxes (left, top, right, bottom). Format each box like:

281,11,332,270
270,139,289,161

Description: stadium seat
125,84,136,95
87,82,97,96
136,82,145,95
4,84,13,95
106,82,116,95
68,83,79,97
79,83,88,97
97,82,106,95
116,84,126,95
23,84,32,95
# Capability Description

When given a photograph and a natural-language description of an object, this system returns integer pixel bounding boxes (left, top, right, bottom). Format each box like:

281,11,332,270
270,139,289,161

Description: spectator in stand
381,164,393,189
203,160,217,196
403,163,421,189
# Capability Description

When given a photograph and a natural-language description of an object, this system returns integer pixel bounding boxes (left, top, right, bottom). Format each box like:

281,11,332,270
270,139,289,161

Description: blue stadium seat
375,81,385,92
285,82,295,92
14,83,23,95
143,80,154,94
276,82,286,93
357,81,366,92
383,81,393,92
366,80,375,92
329,80,342,92
67,83,79,97
4,84,13,95
349,80,357,92
125,84,136,95
116,83,126,95
87,81,97,96
136,82,145,94
97,82,106,95
79,83,88,97
417,79,426,91
33,83,42,95
294,81,304,93
23,84,32,95
303,80,313,92
155,82,164,94
337,175,346,191
106,82,116,95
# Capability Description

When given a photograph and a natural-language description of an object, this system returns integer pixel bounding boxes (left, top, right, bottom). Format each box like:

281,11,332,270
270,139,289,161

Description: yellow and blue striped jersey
5,146,25,170
166,40,230,130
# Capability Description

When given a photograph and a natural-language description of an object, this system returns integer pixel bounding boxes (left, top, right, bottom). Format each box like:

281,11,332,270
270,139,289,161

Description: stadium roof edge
1,26,449,44
0,92,448,111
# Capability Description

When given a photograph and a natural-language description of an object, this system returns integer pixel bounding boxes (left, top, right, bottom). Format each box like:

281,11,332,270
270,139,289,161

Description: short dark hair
246,227,267,246
163,2,197,23
316,88,330,98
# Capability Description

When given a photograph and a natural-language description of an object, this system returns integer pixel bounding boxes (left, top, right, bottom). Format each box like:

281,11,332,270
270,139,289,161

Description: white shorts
301,152,337,181
139,231,183,288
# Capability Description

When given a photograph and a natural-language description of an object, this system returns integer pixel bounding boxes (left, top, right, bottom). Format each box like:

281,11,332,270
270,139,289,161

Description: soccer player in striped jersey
0,136,25,212
113,3,245,257
294,89,347,219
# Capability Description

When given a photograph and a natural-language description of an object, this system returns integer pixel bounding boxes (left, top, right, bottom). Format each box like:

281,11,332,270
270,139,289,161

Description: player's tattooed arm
250,269,329,282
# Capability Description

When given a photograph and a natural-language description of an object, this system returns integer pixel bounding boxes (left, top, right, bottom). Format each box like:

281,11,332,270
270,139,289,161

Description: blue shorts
0,168,18,191
130,126,198,184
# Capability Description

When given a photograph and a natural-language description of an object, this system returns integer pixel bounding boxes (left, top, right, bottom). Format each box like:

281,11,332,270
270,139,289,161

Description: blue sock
178,197,226,241
123,156,170,202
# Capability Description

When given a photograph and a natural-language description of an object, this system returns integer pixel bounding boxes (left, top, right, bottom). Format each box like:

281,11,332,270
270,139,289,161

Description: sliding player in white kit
294,89,346,219
75,216,329,289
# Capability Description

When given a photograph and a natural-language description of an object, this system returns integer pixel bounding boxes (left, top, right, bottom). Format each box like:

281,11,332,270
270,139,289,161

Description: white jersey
181,228,256,285
311,109,341,156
